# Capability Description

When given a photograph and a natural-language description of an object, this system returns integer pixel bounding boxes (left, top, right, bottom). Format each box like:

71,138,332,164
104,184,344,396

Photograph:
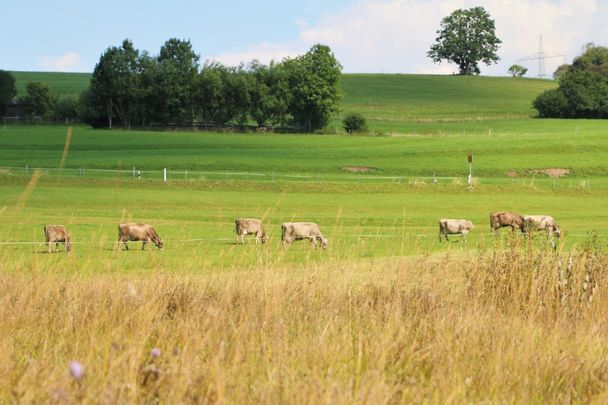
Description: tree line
84,39,342,132
1,40,343,133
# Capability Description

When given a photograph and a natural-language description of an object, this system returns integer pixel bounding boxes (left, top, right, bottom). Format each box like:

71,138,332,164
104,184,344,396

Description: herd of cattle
42,211,560,253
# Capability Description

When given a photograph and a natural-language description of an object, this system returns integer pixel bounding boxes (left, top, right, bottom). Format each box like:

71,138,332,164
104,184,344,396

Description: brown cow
281,222,328,249
490,211,525,233
117,223,164,250
235,218,268,244
44,225,71,253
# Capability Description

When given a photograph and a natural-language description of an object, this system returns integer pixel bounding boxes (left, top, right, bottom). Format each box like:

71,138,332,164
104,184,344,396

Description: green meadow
2,72,608,267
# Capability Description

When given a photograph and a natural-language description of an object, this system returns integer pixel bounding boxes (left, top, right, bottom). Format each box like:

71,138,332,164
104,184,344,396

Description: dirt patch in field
507,168,570,178
539,168,570,178
342,166,377,173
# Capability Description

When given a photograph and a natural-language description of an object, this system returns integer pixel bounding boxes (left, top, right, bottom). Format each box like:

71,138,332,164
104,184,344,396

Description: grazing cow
44,225,71,253
281,222,328,249
117,223,164,250
523,215,561,238
235,218,268,244
438,219,474,242
490,211,525,233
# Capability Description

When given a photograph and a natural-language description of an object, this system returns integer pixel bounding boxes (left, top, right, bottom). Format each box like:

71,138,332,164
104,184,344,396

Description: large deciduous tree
0,70,16,117
284,44,342,132
534,43,608,118
23,82,52,116
427,7,501,75
156,38,200,124
248,60,292,128
90,39,140,128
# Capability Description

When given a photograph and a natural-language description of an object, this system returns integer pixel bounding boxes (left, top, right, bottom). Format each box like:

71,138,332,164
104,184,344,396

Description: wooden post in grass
467,152,473,186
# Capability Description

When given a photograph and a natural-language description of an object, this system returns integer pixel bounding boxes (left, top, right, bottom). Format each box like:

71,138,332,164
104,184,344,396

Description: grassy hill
10,71,557,131
340,74,556,132
11,71,91,99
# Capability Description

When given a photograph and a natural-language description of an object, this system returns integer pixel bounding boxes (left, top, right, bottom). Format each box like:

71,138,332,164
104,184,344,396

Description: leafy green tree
90,39,140,128
428,7,501,75
156,38,200,124
553,64,570,80
533,88,569,118
248,61,292,128
0,70,16,117
197,62,228,125
284,44,342,132
534,43,608,118
508,64,528,77
51,96,80,122
24,82,52,116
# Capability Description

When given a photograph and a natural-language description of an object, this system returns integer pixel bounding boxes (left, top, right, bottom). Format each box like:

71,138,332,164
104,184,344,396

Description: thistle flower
150,348,161,358
69,361,84,381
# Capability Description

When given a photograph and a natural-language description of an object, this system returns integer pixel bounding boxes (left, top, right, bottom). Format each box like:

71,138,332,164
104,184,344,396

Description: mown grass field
11,71,91,100
2,72,608,403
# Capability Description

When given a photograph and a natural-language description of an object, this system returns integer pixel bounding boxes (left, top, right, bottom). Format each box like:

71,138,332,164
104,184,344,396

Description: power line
518,35,565,78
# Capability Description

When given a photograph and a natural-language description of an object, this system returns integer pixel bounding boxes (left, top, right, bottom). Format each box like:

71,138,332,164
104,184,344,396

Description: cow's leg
142,239,150,250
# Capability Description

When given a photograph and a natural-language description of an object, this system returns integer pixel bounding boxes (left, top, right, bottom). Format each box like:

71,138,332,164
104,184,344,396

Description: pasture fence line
0,165,604,189
2,165,459,185
0,232,600,247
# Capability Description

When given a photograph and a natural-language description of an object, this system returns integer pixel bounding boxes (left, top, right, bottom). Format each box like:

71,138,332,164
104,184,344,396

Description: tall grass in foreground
2,240,608,403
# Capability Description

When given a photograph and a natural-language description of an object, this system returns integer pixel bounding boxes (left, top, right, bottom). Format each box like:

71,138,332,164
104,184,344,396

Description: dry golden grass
2,239,608,404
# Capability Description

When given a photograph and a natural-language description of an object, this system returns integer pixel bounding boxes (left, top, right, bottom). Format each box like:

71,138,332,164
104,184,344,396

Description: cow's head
553,227,561,238
65,238,72,252
261,234,268,244
155,238,164,250
320,237,329,249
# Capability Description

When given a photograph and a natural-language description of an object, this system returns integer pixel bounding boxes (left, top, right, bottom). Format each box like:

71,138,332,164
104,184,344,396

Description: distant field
1,124,607,180
11,71,91,99
10,71,557,132
339,74,557,132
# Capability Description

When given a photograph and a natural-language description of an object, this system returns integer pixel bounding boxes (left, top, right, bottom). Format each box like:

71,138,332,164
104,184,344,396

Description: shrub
342,113,367,134
533,88,569,118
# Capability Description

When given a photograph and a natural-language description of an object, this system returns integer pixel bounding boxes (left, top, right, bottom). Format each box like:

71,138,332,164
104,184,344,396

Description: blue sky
1,0,606,76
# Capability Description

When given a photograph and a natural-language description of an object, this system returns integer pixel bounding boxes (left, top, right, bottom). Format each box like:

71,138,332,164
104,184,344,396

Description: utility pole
517,35,565,78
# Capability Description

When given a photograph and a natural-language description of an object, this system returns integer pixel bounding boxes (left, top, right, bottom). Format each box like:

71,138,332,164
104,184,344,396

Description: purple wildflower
69,361,85,381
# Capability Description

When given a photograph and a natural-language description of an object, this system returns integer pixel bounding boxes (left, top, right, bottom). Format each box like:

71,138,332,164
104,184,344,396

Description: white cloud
207,42,303,66
208,0,604,76
40,51,83,72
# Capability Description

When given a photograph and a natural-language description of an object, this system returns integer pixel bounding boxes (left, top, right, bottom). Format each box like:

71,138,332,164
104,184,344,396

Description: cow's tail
489,214,494,232
43,226,48,241
235,219,241,235
281,224,286,243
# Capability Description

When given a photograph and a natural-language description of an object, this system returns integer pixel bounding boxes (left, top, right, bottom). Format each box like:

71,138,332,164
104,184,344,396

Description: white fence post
163,168,167,182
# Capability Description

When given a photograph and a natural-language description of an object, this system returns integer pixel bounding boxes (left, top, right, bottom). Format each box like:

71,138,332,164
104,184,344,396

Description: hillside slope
340,74,557,132
11,71,555,123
